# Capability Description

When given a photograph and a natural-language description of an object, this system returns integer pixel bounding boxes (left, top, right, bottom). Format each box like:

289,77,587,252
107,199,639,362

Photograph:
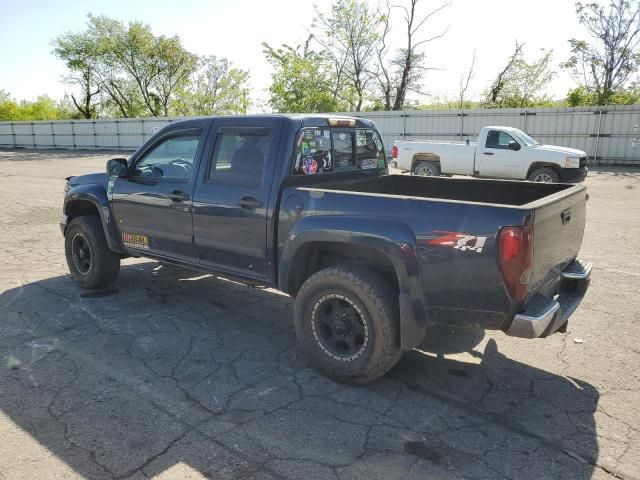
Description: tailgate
528,185,588,300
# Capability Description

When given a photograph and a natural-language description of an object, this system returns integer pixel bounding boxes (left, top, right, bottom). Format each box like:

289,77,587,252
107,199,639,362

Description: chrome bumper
506,260,592,339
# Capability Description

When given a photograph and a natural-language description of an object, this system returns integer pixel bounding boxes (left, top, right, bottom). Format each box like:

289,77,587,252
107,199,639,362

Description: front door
477,129,523,178
192,117,283,280
111,125,207,261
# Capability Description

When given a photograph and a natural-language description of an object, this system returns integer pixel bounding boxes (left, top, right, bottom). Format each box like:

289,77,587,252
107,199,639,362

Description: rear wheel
528,167,559,183
293,265,402,385
413,161,441,177
65,216,120,289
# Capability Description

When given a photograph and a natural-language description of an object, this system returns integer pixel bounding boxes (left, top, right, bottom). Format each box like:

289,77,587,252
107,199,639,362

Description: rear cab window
292,126,386,175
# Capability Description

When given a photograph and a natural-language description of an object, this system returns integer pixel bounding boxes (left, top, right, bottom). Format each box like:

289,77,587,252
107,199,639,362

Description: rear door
477,130,523,178
528,185,588,299
192,117,284,279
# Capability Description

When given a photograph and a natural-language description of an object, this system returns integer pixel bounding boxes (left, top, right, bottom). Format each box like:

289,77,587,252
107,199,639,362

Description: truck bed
321,174,576,207
285,173,587,333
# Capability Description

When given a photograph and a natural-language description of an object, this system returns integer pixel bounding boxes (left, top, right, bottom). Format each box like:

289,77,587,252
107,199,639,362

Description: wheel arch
279,216,429,351
63,186,124,254
411,152,441,172
526,162,561,179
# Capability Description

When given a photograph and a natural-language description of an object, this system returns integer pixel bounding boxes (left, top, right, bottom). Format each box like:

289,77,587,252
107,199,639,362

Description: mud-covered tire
65,216,120,289
294,265,402,385
413,161,441,177
528,167,559,183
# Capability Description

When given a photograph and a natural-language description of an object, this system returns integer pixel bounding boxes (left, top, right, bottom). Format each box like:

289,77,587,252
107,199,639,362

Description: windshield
517,130,541,147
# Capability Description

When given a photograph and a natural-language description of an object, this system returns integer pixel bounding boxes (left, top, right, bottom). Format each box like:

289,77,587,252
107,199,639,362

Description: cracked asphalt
0,149,639,480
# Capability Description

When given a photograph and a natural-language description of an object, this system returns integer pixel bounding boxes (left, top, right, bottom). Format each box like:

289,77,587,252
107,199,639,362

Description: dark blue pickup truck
61,114,591,384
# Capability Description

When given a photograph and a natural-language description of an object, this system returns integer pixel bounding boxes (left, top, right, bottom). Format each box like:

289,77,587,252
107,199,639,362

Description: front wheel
65,216,120,289
528,167,560,183
293,265,402,385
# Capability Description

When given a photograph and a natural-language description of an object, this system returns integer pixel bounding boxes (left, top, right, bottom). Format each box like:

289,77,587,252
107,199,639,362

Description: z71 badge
429,231,487,253
122,232,149,250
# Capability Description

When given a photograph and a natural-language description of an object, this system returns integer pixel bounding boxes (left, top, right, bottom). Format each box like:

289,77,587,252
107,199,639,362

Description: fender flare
280,215,429,350
63,185,124,254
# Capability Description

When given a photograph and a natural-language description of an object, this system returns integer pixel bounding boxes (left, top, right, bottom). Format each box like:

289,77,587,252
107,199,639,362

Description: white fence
1,105,640,165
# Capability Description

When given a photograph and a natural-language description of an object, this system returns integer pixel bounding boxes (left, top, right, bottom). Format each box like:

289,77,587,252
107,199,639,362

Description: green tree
485,45,556,108
562,0,640,105
0,90,20,120
263,37,343,113
0,91,77,121
52,14,197,117
52,31,101,118
174,56,250,115
314,0,381,111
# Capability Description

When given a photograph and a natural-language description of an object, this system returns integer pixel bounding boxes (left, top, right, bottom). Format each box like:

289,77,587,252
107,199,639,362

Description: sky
0,0,587,110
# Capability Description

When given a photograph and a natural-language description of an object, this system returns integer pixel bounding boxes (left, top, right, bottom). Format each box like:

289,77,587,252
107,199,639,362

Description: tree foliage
263,37,345,113
0,91,77,121
314,0,381,111
562,0,640,105
51,14,243,118
174,56,250,115
484,45,556,108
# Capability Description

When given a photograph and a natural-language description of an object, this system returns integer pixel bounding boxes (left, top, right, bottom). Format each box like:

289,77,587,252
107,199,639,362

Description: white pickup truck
392,126,588,183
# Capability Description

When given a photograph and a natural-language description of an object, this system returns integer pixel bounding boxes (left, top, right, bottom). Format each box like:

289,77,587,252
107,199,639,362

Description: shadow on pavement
0,261,600,479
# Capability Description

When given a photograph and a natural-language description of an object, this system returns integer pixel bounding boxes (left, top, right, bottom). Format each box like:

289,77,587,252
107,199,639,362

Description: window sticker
372,132,383,151
303,156,318,174
360,158,378,169
356,130,366,146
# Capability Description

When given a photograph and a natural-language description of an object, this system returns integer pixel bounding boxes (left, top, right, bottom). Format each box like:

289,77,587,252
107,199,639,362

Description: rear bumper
505,259,592,338
559,167,588,183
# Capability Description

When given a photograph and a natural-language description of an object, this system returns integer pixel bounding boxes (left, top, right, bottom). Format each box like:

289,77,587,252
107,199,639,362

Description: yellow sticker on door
122,232,149,250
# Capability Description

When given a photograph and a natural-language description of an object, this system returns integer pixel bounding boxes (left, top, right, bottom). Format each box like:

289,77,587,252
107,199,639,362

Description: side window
208,127,271,187
486,130,518,149
134,133,201,179
356,129,386,169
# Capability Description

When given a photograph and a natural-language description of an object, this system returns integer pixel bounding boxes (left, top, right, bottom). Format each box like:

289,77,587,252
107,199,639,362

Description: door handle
483,152,494,155
238,196,263,210
169,190,189,202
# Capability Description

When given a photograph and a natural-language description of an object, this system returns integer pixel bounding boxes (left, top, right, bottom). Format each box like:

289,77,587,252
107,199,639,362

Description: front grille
579,156,587,168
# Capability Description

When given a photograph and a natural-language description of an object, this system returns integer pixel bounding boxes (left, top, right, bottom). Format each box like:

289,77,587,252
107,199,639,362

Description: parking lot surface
0,149,639,480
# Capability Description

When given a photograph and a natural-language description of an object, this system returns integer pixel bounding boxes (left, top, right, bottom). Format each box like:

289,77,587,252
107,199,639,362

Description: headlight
564,157,580,168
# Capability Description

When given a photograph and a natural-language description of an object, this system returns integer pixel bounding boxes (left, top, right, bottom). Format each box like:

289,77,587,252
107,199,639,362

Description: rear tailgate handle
483,152,494,155
561,208,572,225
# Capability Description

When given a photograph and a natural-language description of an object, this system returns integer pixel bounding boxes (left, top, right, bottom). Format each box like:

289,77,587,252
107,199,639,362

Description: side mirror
106,158,128,178
508,141,521,151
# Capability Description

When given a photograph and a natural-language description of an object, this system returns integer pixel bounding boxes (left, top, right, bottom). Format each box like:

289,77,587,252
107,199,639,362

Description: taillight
498,226,533,302
392,145,398,158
